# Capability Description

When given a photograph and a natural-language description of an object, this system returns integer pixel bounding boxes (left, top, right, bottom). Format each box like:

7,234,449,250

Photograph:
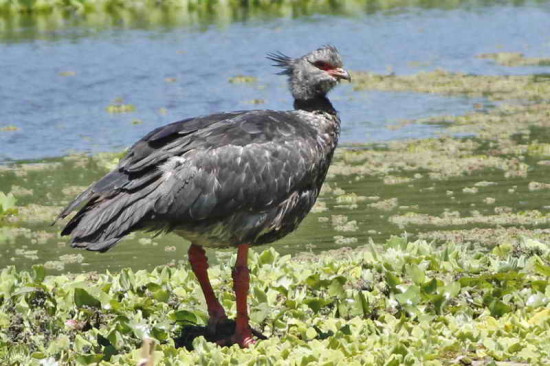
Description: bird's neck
293,96,337,115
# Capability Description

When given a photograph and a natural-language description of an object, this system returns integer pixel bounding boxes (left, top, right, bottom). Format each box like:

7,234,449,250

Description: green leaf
74,288,101,308
118,268,134,291
170,310,198,325
304,297,333,313
386,272,402,292
422,278,438,294
395,285,421,306
250,303,270,324
305,273,331,290
75,354,103,365
32,265,46,283
405,264,425,285
534,261,550,277
0,192,17,213
328,276,346,298
258,248,278,265
489,300,512,317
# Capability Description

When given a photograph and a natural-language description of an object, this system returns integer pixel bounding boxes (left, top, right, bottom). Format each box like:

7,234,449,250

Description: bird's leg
188,244,228,333
230,243,255,348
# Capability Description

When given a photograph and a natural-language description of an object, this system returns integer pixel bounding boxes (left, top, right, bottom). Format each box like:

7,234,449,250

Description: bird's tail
61,180,161,252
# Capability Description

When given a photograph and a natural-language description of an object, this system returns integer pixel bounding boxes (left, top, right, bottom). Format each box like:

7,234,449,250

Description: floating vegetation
228,75,257,84
0,191,17,219
368,197,398,212
417,227,550,247
105,103,136,114
243,98,265,104
390,210,549,229
478,52,550,67
0,125,19,132
9,204,63,224
529,181,550,191
353,69,550,101
58,70,76,77
1,239,549,364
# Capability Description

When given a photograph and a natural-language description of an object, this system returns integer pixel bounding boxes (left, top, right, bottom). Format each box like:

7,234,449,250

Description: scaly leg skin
216,243,256,348
188,244,228,334
230,244,255,347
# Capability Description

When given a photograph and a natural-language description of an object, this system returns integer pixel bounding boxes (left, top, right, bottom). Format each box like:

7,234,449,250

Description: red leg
188,244,228,331
231,244,255,348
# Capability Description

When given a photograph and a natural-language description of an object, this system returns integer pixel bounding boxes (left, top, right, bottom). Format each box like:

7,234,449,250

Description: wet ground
0,0,549,272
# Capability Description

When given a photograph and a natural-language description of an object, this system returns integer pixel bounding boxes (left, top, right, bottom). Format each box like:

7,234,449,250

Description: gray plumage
58,46,350,252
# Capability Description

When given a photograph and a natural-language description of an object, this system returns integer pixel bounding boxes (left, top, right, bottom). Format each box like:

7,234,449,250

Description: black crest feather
266,51,294,75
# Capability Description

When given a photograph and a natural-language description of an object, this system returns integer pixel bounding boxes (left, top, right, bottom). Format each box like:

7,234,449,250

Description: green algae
228,75,257,84
0,125,19,132
477,52,550,67
353,70,550,101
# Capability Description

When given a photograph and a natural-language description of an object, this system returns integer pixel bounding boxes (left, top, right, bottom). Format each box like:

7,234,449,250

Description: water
1,1,550,272
1,2,549,161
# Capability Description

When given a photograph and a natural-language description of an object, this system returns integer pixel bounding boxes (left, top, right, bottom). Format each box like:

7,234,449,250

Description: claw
215,327,257,348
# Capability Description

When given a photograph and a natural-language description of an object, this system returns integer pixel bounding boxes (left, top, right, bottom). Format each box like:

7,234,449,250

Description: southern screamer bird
58,46,350,348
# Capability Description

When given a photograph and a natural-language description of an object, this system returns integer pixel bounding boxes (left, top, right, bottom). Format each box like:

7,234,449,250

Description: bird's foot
215,326,267,348
230,331,257,348
216,327,256,348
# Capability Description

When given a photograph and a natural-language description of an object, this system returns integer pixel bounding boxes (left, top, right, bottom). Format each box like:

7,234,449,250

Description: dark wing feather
59,110,319,251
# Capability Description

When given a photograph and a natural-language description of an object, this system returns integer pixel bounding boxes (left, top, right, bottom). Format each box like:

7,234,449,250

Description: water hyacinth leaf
429,294,446,314
258,248,278,265
31,265,46,283
328,276,347,298
0,191,17,213
304,297,333,313
305,273,331,290
12,286,42,297
118,268,135,291
534,261,550,277
395,285,421,306
250,302,270,324
528,308,550,325
405,263,425,285
74,288,101,308
170,310,198,325
253,286,268,304
354,291,369,317
442,281,461,298
146,282,162,292
151,288,170,303
422,278,438,294
107,330,124,349
489,300,512,317
151,326,169,342
526,293,548,308
386,272,401,292
347,294,367,318
274,275,293,294
75,354,103,365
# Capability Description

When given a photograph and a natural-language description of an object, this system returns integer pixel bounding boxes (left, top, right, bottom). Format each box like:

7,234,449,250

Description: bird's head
267,45,350,101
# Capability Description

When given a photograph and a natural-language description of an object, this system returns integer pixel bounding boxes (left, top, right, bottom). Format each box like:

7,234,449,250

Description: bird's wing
59,110,319,251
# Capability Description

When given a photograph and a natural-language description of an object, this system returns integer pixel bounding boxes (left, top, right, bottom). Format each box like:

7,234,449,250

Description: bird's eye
312,61,333,71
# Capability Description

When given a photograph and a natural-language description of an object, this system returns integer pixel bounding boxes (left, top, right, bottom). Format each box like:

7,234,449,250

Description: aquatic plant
477,52,550,67
353,70,550,101
0,191,17,219
0,238,549,364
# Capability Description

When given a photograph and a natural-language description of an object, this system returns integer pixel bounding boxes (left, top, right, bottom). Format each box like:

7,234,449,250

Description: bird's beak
329,68,351,82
